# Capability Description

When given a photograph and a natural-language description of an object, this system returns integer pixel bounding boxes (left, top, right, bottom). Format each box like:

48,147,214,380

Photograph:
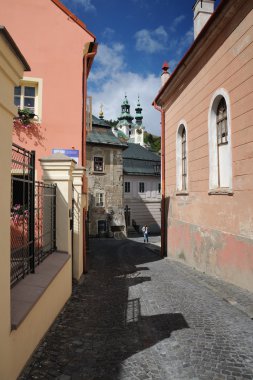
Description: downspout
82,48,96,273
153,101,165,258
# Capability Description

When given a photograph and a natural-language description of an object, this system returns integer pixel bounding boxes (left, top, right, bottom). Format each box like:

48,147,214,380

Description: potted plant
17,108,36,125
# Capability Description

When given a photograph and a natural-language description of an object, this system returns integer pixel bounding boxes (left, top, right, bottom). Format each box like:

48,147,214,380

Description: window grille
139,182,145,193
94,157,103,172
182,127,187,190
125,182,130,193
217,98,228,145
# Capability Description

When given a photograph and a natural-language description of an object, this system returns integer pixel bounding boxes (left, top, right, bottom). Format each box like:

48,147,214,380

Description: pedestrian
142,225,149,243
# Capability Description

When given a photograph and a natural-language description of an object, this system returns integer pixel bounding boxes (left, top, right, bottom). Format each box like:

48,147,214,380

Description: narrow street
20,238,253,380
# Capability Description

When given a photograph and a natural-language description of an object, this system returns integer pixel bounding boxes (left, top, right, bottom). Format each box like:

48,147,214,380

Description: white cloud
169,15,186,32
102,27,115,40
89,72,161,136
67,0,96,12
134,26,168,54
167,27,194,71
89,40,162,136
174,28,194,59
89,43,126,82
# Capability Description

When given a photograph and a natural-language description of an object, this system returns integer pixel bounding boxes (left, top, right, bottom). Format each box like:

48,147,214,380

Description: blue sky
61,0,220,135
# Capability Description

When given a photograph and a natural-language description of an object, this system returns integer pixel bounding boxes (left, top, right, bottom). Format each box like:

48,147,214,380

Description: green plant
17,108,36,124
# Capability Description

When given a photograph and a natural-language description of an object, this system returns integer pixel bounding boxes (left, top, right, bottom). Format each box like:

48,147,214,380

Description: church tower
135,95,143,126
133,96,145,146
116,95,134,138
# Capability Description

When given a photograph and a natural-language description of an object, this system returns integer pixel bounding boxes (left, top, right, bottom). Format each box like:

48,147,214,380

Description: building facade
1,0,96,177
154,0,253,291
86,115,127,237
123,143,161,234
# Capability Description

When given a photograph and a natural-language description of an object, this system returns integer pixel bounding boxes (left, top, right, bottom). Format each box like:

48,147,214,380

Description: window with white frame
139,182,145,193
176,123,188,192
208,89,232,190
95,192,104,207
14,85,36,113
125,182,130,193
14,78,43,120
94,156,104,172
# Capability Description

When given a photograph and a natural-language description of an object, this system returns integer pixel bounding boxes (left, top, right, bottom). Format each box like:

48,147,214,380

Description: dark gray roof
92,115,110,127
87,124,128,148
123,143,160,161
123,143,160,176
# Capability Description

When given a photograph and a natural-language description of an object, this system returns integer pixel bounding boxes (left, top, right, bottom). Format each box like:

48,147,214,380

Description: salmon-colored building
1,0,96,176
154,0,253,291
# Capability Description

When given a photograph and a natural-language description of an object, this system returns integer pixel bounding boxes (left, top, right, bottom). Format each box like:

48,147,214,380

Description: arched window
216,98,228,146
176,123,188,191
208,89,232,191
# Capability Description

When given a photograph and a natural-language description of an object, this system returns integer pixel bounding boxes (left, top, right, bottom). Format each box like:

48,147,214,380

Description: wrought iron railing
34,181,57,266
11,144,57,287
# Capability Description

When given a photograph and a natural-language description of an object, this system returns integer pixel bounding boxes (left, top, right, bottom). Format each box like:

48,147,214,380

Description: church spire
135,95,143,126
99,104,104,119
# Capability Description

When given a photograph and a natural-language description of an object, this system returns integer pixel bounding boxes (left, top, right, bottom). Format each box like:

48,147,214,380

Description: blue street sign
52,149,79,164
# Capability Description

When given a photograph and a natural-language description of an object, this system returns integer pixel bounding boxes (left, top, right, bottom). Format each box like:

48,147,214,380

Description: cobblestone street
20,238,253,380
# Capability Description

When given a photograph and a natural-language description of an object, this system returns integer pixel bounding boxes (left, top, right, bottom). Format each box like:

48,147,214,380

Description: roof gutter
82,42,97,274
153,101,165,258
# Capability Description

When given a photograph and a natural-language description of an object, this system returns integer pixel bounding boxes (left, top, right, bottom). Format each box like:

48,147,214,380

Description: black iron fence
11,144,56,287
34,181,57,266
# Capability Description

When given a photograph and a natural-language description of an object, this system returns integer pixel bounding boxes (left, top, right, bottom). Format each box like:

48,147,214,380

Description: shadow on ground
20,238,188,380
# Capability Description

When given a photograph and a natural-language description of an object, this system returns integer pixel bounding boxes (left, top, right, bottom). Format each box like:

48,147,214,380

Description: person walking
142,225,149,243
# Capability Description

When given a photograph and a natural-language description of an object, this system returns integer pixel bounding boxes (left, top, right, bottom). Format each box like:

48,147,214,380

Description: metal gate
11,143,56,287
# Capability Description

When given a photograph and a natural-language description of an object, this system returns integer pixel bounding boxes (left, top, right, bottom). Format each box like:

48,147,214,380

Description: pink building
154,0,253,291
1,0,97,176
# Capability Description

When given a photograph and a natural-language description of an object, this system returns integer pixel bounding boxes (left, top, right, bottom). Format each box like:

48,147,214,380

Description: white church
112,95,145,146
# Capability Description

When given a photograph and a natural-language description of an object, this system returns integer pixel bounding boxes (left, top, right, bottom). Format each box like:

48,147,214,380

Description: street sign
52,149,79,164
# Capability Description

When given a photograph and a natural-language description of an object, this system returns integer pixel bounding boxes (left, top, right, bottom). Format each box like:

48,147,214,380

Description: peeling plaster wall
163,5,253,291
167,218,253,292
87,145,125,236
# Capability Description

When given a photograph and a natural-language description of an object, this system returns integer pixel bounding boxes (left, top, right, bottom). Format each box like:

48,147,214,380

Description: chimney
193,0,215,39
161,61,170,87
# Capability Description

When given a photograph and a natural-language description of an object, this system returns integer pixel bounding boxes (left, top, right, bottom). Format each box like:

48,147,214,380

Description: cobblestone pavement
20,238,253,380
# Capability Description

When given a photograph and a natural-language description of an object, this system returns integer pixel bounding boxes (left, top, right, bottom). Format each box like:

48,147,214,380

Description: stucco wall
124,174,161,233
1,0,94,177
0,32,24,380
164,7,253,290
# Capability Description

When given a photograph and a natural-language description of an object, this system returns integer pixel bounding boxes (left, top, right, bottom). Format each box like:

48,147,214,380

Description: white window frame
14,77,43,121
95,192,105,207
93,156,104,173
208,89,232,191
176,120,188,192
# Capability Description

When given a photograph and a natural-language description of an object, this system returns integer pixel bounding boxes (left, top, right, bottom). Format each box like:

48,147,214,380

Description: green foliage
104,119,118,127
144,132,161,153
17,108,36,125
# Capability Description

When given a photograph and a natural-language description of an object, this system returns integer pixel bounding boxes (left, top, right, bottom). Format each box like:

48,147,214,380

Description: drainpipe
82,47,97,273
153,101,165,258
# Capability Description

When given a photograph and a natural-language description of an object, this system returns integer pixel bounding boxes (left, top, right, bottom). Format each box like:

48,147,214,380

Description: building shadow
19,238,189,380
